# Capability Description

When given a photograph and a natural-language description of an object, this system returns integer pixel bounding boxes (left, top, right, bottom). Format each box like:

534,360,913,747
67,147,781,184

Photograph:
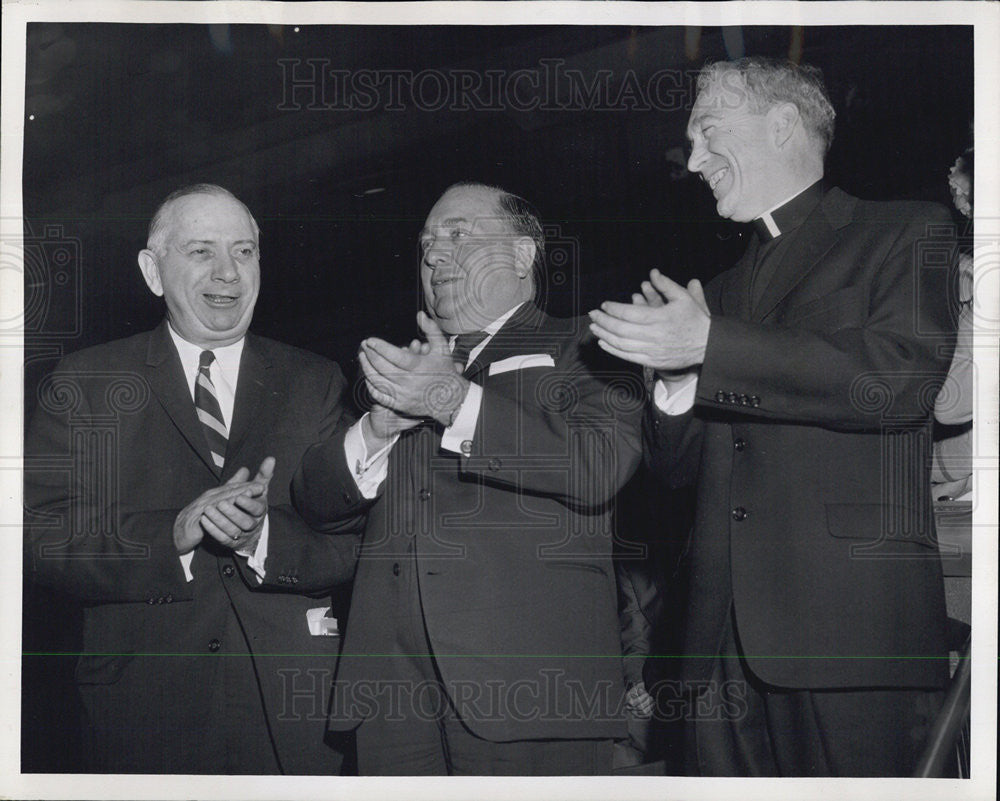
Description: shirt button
208,639,221,652
418,488,432,501
223,564,235,577
392,563,401,576
731,507,748,521
734,438,746,452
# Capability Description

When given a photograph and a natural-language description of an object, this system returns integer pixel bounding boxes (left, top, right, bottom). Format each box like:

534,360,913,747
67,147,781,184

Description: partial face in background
949,155,972,218
686,75,783,222
139,192,260,348
419,186,535,335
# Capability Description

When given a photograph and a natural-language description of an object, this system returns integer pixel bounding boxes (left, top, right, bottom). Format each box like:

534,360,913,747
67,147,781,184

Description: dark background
21,23,973,772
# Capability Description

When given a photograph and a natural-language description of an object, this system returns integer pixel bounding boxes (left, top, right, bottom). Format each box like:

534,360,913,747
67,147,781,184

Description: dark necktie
451,330,488,371
195,350,228,473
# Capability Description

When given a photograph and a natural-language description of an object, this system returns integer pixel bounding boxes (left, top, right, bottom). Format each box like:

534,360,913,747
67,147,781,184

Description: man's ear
513,236,537,279
770,102,801,149
137,250,164,297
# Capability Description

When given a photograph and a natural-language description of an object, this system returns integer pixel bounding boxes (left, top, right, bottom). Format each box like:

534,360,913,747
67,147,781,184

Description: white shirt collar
166,323,245,426
448,302,526,367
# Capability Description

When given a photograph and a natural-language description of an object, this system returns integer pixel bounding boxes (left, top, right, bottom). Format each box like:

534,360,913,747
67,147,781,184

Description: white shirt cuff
653,372,699,415
180,551,195,582
238,515,268,584
345,414,397,499
441,382,483,453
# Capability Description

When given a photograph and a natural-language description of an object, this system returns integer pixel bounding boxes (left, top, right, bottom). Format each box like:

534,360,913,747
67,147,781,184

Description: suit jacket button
461,440,473,455
728,393,739,404
715,390,727,403
165,594,173,603
734,438,746,452
208,639,221,652
488,458,502,472
147,596,156,605
392,562,401,576
223,564,235,578
750,395,760,407
291,576,299,584
418,488,432,501
739,394,750,405
731,507,748,521
342,491,353,504
156,596,165,604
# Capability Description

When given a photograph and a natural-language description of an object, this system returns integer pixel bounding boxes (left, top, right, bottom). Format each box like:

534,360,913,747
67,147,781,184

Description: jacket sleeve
251,363,363,593
695,204,956,430
24,360,195,605
291,426,376,535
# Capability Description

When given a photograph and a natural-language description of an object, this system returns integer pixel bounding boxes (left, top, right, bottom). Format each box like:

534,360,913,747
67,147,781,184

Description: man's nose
423,242,451,267
687,140,708,174
212,252,239,281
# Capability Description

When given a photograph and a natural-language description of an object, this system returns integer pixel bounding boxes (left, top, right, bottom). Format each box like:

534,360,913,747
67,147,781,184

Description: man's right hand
173,468,266,555
359,337,429,451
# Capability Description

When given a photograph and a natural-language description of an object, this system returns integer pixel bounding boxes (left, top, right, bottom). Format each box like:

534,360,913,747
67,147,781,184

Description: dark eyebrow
686,112,720,141
418,218,471,238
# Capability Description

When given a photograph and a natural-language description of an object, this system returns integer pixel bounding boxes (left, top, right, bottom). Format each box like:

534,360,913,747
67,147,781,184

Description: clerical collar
752,180,825,242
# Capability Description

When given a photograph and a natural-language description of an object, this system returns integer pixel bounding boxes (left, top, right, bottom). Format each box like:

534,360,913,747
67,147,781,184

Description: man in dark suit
589,58,955,776
292,182,644,774
25,184,358,774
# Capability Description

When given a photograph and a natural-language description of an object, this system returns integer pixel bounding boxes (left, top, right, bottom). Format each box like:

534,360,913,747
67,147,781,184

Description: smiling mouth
203,294,239,306
707,167,729,191
431,276,462,288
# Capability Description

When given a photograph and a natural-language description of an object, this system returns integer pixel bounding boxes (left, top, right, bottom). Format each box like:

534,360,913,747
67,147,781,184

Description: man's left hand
200,456,274,552
589,270,711,371
360,311,470,426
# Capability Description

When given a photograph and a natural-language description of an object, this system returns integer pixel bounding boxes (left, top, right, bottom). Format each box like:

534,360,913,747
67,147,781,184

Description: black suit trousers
685,608,946,777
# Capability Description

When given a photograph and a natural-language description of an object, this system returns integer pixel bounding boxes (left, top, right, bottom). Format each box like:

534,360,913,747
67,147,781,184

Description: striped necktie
195,350,228,473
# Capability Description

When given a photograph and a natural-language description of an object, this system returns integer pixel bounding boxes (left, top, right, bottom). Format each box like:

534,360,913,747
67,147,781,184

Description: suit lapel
463,303,551,382
753,192,844,323
227,334,270,468
144,321,219,478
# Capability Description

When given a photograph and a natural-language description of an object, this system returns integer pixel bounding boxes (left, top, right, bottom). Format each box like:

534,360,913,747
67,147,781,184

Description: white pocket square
306,606,340,637
488,354,555,375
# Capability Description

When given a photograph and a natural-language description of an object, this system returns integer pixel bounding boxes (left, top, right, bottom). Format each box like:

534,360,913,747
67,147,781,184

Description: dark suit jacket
293,306,644,742
24,321,360,774
648,188,955,691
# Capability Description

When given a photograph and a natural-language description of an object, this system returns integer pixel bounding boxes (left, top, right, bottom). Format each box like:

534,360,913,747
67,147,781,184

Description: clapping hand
359,311,470,427
173,457,274,554
588,269,711,373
